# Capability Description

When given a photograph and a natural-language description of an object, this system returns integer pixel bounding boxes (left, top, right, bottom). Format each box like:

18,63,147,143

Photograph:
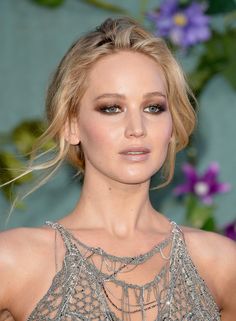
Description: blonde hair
5,17,197,198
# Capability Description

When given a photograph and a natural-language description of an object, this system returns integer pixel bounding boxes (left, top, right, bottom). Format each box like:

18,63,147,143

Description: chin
113,169,158,186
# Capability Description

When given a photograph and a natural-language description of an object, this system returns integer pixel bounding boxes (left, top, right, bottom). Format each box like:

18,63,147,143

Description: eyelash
98,104,166,114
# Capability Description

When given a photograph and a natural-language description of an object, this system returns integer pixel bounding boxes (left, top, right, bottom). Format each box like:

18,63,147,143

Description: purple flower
173,162,231,204
223,221,236,241
147,0,211,48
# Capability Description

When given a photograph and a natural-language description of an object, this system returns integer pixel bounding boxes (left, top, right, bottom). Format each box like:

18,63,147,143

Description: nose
124,110,146,138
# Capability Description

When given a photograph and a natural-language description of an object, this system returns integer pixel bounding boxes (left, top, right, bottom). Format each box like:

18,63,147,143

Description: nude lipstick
119,147,150,162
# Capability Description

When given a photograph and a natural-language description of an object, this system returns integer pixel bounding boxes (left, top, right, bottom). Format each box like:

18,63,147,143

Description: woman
0,17,235,321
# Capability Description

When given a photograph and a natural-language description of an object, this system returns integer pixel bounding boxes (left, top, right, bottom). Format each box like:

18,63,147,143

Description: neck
69,169,160,239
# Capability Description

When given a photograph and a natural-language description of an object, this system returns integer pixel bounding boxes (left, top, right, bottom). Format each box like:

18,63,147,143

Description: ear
63,117,80,145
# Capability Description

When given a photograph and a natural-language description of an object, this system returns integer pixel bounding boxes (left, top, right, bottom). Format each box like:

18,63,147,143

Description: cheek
79,120,117,151
152,115,173,167
155,114,173,144
164,121,173,144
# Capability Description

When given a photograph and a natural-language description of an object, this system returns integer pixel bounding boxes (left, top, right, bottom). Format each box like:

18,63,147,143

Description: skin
0,51,235,321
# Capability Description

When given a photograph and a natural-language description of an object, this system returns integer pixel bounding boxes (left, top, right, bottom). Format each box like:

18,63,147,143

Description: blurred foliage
173,161,231,233
206,0,236,14
185,195,217,231
32,0,127,12
1,0,235,235
12,120,53,155
80,0,127,13
30,0,236,97
0,120,54,204
189,29,236,96
32,0,65,7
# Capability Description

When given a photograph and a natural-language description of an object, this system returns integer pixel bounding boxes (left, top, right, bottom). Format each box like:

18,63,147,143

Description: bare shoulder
0,225,54,311
180,224,236,257
180,224,236,266
180,224,236,319
0,225,53,262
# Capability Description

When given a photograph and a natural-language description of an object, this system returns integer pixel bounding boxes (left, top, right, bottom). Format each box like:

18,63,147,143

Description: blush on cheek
164,117,173,142
157,123,173,162
159,121,173,144
80,122,114,151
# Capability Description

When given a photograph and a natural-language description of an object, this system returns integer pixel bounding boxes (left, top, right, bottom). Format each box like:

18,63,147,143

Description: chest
25,233,221,321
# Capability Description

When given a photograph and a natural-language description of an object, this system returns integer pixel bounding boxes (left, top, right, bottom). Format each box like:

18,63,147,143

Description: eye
144,104,166,114
99,104,121,114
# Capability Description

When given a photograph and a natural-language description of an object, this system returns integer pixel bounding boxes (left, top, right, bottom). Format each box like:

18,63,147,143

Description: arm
216,235,236,321
0,227,37,319
0,230,17,315
0,226,58,321
182,225,236,320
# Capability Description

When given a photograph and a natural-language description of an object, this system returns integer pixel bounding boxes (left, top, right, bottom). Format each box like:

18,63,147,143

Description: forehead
85,51,167,97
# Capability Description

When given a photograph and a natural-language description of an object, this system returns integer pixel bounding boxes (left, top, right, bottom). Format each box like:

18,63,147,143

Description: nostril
124,113,146,138
125,127,146,138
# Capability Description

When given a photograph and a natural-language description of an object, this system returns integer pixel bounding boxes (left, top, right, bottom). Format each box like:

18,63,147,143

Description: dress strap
45,221,74,252
169,219,184,235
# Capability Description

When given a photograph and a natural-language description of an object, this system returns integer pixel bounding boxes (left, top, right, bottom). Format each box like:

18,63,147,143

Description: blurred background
0,0,235,239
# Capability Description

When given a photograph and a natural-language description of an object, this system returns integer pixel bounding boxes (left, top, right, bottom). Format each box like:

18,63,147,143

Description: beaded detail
27,221,221,321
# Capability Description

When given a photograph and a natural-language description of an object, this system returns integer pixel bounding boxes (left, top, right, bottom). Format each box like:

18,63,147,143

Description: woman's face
76,51,173,185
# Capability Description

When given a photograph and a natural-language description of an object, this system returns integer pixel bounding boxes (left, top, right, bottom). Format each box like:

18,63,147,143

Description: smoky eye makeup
94,98,168,115
143,100,167,114
145,103,166,112
95,103,122,114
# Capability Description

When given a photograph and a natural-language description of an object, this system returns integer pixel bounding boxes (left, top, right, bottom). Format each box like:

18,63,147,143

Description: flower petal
170,27,185,46
160,0,178,15
201,195,213,205
173,183,192,196
224,222,236,241
157,16,174,35
214,182,231,194
182,163,198,183
202,162,219,182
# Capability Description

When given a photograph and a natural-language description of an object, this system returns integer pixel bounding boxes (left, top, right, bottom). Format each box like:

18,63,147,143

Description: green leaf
0,160,15,201
188,205,214,229
223,60,236,90
188,68,214,97
184,195,216,229
81,0,127,13
179,0,191,6
185,194,198,219
0,151,33,203
206,0,236,14
32,0,65,7
221,29,236,89
0,151,33,184
224,11,236,27
188,29,236,95
11,120,52,156
201,216,217,232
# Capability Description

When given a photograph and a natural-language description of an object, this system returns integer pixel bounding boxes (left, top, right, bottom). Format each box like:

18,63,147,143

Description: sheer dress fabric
27,221,221,321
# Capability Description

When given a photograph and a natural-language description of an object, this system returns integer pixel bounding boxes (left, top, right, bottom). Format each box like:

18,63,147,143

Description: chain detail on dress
27,220,221,321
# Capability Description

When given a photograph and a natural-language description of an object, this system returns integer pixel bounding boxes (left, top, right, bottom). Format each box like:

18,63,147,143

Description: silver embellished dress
27,221,221,321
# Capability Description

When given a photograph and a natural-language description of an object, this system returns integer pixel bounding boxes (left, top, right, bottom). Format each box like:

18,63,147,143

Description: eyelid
97,104,122,113
96,102,167,114
143,103,166,113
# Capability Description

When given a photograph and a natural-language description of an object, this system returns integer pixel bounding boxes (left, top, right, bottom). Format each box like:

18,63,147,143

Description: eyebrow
144,91,166,99
94,91,166,101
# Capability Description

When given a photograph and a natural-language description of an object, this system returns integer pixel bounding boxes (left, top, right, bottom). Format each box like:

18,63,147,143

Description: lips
119,147,150,162
119,147,150,155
